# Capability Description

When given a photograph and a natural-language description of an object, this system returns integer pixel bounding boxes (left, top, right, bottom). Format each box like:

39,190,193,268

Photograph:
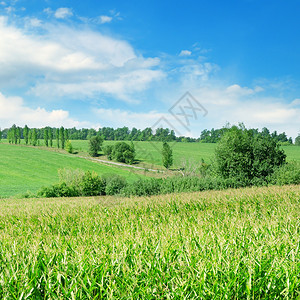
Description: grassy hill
71,140,300,167
0,185,299,298
0,143,143,197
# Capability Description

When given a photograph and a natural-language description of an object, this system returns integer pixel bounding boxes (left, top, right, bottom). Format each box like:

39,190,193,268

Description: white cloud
0,92,84,128
54,7,73,19
290,98,300,107
99,15,112,24
179,50,192,56
0,16,163,101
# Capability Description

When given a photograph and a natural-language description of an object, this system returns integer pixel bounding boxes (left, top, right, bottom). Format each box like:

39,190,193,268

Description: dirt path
78,156,161,172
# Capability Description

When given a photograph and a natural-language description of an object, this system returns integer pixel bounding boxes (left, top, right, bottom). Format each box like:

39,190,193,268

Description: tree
59,127,65,149
162,142,173,169
103,145,113,160
111,142,135,164
44,128,49,147
215,124,286,183
56,128,60,148
88,136,103,157
0,128,2,142
31,128,37,146
23,125,29,145
48,128,53,147
65,140,73,153
295,134,300,146
17,127,21,144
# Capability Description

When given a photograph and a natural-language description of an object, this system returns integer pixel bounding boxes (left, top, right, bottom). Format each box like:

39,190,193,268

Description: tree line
0,124,298,144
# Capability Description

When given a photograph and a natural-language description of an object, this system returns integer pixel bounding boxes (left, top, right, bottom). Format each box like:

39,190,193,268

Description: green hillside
0,144,140,197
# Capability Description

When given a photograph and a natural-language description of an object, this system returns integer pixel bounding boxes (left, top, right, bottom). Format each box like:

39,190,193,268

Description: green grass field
1,140,299,197
0,143,142,197
71,140,300,167
0,185,299,298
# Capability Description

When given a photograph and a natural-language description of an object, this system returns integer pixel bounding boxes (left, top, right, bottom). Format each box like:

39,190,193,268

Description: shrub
111,142,135,164
102,174,127,195
37,182,79,198
65,140,73,153
103,145,113,160
268,162,300,185
79,171,105,196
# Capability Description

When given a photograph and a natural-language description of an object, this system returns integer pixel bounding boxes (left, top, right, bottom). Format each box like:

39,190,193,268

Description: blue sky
0,0,299,138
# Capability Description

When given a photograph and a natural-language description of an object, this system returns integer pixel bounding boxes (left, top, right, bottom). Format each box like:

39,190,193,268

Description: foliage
295,134,300,146
268,162,300,185
44,127,49,147
215,125,286,182
102,174,127,195
65,140,73,153
79,171,105,196
56,128,60,148
162,142,173,169
59,126,65,149
102,145,113,160
111,142,135,164
88,135,103,157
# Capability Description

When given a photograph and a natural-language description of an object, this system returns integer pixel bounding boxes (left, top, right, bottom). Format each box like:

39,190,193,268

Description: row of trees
1,124,297,144
200,127,293,144
5,125,70,149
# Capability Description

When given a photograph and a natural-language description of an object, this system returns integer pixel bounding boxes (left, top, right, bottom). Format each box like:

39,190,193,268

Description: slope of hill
0,143,141,197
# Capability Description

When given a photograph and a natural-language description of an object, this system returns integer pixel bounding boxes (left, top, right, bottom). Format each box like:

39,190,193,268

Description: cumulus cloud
0,92,84,128
179,50,192,56
99,15,112,24
54,7,73,19
0,16,163,102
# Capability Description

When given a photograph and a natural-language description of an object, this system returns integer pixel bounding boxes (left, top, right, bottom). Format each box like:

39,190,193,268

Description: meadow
71,140,300,168
0,185,299,298
0,143,141,198
1,139,299,197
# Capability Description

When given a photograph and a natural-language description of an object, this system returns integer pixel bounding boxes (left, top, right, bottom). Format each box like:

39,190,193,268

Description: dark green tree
162,142,173,169
59,127,65,149
48,128,53,147
88,136,103,157
31,128,37,146
23,125,29,145
17,127,21,144
111,142,135,164
44,127,49,147
215,124,286,183
56,128,60,148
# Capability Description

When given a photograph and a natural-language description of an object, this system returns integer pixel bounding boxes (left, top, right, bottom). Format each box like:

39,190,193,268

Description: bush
102,174,127,195
215,124,286,182
111,142,135,164
65,140,73,153
268,162,300,185
37,182,79,198
79,171,105,196
89,136,103,157
103,145,113,160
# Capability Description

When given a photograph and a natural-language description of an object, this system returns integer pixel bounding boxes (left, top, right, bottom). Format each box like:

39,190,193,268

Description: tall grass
0,185,299,298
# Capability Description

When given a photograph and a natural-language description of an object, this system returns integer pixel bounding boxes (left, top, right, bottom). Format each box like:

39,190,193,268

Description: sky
0,0,299,139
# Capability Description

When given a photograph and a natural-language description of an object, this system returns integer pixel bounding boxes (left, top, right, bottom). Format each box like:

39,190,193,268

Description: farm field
0,143,143,198
0,185,299,298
